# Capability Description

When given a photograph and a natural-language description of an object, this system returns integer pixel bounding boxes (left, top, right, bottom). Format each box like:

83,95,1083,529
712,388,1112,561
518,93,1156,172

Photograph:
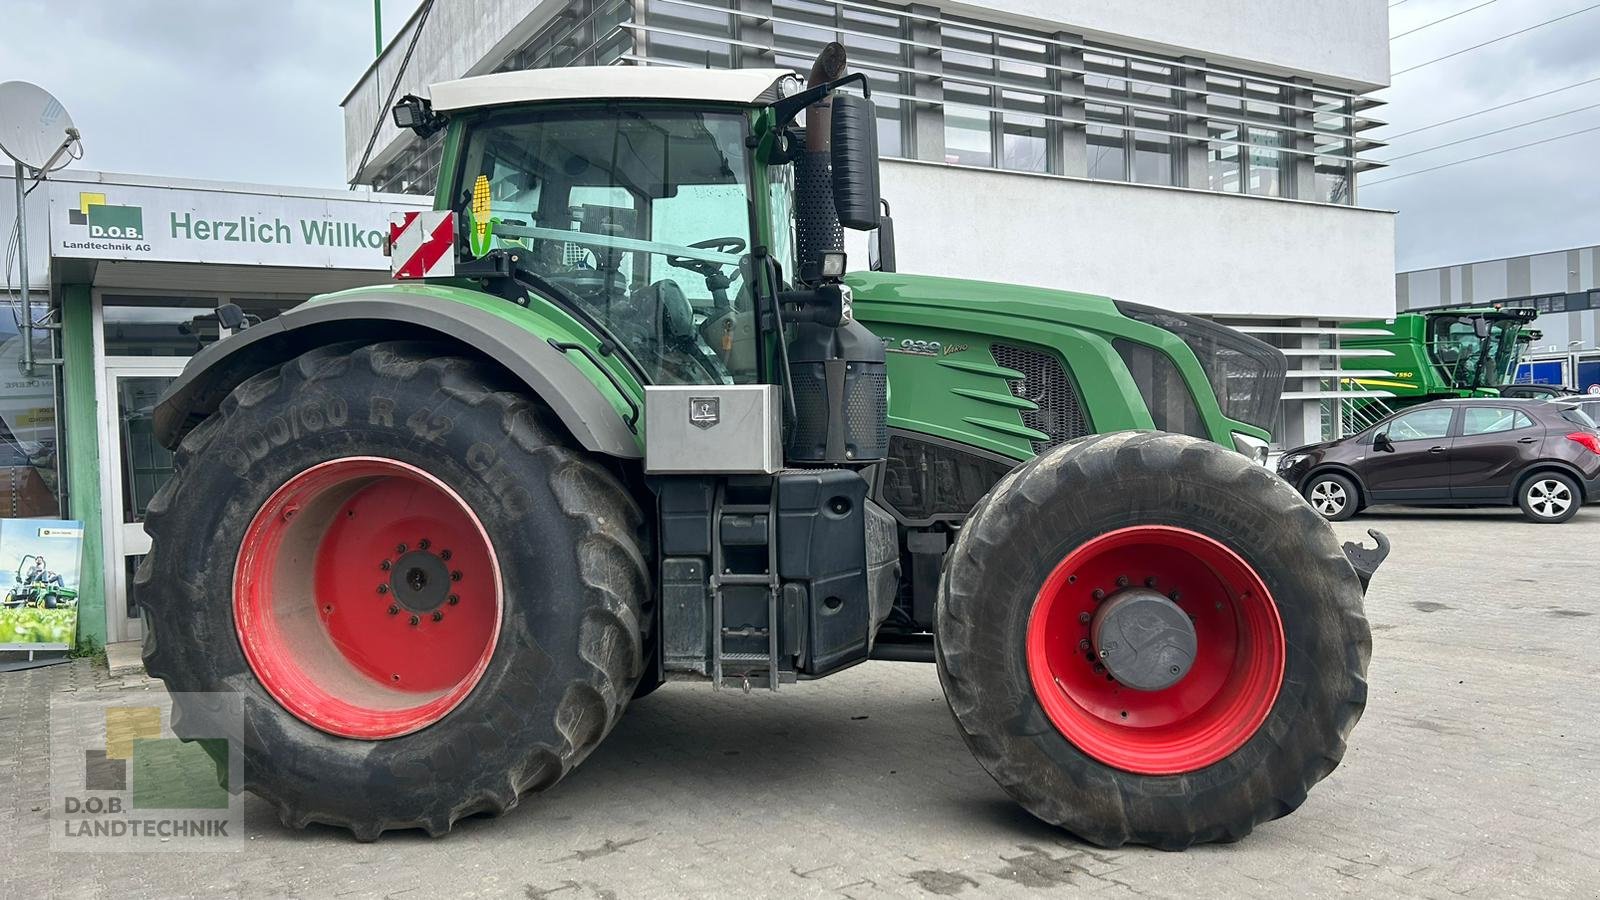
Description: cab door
1359,406,1457,502
1450,405,1540,501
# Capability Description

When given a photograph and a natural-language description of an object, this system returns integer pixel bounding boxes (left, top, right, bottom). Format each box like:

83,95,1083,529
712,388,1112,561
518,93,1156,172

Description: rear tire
1303,472,1358,521
1518,472,1580,523
137,342,650,840
936,432,1370,849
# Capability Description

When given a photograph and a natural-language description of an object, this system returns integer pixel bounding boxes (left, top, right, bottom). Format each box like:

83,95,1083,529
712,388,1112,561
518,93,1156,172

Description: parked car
1277,398,1600,523
1499,383,1579,401
1569,395,1600,424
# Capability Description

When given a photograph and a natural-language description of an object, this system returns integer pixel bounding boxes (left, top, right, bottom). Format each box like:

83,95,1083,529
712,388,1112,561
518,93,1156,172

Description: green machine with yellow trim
136,49,1380,851
1343,306,1540,406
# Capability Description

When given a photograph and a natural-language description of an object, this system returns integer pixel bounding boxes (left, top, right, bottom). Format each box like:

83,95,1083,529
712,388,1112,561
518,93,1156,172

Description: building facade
1,168,426,648
343,0,1397,446
1398,244,1600,393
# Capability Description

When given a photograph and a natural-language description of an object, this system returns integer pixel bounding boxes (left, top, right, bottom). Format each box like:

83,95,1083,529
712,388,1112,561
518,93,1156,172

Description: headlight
1278,452,1309,471
1232,432,1270,466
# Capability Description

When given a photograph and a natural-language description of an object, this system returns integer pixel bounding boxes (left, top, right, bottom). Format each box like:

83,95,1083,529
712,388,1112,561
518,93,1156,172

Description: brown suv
1277,399,1600,524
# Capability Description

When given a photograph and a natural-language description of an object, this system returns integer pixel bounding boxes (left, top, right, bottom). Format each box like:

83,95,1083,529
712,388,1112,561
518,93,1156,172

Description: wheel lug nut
408,614,420,626
397,543,407,554
1145,576,1158,588
418,539,430,550
1091,589,1105,602
1077,639,1090,651
1169,590,1181,602
1092,663,1106,674
439,550,452,561
447,594,459,606
380,560,391,571
1078,612,1091,624
1115,576,1129,588
387,605,399,616
432,611,443,622
377,584,389,594
450,570,462,582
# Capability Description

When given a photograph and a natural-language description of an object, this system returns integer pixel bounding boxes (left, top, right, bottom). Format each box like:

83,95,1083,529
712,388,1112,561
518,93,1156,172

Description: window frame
1459,405,1536,438
1375,406,1457,444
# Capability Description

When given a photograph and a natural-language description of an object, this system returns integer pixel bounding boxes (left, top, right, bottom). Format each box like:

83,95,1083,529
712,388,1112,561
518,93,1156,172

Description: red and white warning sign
388,210,456,279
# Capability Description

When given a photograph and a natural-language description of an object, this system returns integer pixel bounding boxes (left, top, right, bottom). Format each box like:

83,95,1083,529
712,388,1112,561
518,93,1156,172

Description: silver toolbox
644,384,782,474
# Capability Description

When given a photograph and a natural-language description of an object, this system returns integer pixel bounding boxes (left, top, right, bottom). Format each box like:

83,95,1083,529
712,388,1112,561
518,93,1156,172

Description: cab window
1378,408,1453,442
455,107,758,386
1461,407,1533,436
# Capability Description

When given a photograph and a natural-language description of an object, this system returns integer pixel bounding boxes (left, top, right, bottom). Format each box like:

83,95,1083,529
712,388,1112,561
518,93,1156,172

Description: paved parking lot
3,506,1598,899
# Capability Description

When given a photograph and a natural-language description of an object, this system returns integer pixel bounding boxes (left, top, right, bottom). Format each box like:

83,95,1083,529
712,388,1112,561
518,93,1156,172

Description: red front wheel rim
1025,526,1285,775
234,457,503,739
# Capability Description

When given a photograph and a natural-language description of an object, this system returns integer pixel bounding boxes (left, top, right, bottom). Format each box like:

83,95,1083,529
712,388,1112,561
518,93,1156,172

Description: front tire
137,342,650,840
1518,472,1580,523
1303,472,1358,521
936,432,1371,849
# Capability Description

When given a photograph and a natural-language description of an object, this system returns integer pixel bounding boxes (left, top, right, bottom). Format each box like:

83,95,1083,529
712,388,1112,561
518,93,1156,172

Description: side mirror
829,93,881,231
391,94,446,139
869,200,897,273
1373,432,1394,452
1473,317,1491,339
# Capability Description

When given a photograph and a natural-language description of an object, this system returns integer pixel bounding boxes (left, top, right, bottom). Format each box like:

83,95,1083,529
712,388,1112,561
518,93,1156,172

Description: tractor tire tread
936,431,1370,850
137,341,648,841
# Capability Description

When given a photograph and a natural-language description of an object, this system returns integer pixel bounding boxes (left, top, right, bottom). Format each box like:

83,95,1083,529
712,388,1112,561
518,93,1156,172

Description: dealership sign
48,181,427,269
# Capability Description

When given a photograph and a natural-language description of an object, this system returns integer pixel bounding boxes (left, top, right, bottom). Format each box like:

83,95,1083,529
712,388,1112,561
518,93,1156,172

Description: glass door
101,361,186,644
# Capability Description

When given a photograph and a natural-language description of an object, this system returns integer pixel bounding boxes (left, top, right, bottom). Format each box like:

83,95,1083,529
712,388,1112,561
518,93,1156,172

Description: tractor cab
1424,306,1538,392
396,67,883,395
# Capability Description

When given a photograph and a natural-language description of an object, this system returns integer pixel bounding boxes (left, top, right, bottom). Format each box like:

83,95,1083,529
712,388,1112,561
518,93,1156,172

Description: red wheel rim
1025,526,1285,775
234,457,502,739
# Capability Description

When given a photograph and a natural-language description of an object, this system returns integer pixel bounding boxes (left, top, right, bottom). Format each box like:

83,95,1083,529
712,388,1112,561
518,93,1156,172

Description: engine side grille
991,343,1091,454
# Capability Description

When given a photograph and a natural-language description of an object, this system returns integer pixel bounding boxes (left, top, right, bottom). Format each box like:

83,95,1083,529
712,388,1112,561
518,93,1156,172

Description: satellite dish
0,81,77,171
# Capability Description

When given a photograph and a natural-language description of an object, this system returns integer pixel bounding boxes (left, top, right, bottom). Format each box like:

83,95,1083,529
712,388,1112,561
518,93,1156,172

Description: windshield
456,107,760,385
1427,315,1523,390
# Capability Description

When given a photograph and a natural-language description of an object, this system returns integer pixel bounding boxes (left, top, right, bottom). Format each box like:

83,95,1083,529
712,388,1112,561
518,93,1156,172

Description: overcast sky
0,0,424,188
1369,0,1600,271
0,0,1595,274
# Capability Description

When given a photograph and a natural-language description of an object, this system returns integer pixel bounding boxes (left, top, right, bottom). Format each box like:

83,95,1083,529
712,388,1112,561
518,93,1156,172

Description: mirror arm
770,73,872,130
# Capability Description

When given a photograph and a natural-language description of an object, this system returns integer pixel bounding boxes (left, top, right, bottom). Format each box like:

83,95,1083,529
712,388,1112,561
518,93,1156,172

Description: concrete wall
935,0,1390,90
861,160,1396,320
343,0,567,183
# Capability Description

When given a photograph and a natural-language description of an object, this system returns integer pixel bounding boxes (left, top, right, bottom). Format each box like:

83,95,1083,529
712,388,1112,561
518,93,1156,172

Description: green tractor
1342,306,1544,408
2,554,77,610
137,55,1380,850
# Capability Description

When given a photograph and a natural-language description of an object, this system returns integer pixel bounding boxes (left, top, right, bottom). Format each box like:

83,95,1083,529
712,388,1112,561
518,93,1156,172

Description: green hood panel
846,272,1267,459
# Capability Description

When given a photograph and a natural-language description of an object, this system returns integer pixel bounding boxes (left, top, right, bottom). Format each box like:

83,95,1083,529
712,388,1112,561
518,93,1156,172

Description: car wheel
1304,473,1358,521
1518,473,1581,524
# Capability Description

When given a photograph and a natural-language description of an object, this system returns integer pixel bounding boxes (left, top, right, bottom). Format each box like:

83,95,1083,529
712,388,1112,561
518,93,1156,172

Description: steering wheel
667,237,747,278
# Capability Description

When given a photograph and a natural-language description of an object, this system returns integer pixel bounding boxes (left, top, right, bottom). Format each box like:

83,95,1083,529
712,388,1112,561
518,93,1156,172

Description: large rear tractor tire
136,342,650,840
936,431,1370,850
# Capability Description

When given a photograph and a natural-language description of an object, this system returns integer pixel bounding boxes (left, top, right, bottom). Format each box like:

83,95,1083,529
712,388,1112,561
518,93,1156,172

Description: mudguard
152,291,643,459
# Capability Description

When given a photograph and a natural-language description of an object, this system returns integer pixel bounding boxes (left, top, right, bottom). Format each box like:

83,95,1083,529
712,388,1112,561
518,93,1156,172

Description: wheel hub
388,549,454,613
1091,588,1197,691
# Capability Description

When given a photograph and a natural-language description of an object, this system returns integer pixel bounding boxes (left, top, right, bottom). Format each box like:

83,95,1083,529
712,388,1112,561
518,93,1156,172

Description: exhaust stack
794,43,849,282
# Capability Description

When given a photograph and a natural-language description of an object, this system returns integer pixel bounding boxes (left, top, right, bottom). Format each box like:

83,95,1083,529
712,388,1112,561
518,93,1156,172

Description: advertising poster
0,518,84,648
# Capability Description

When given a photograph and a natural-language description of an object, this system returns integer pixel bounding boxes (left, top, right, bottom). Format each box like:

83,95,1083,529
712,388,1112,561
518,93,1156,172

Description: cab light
1566,432,1600,455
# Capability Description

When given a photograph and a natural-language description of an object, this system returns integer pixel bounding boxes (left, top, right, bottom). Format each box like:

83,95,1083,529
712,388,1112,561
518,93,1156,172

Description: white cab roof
429,67,795,113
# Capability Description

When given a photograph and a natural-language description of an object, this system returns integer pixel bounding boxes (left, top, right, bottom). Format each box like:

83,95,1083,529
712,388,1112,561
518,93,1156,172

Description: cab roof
429,67,795,113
